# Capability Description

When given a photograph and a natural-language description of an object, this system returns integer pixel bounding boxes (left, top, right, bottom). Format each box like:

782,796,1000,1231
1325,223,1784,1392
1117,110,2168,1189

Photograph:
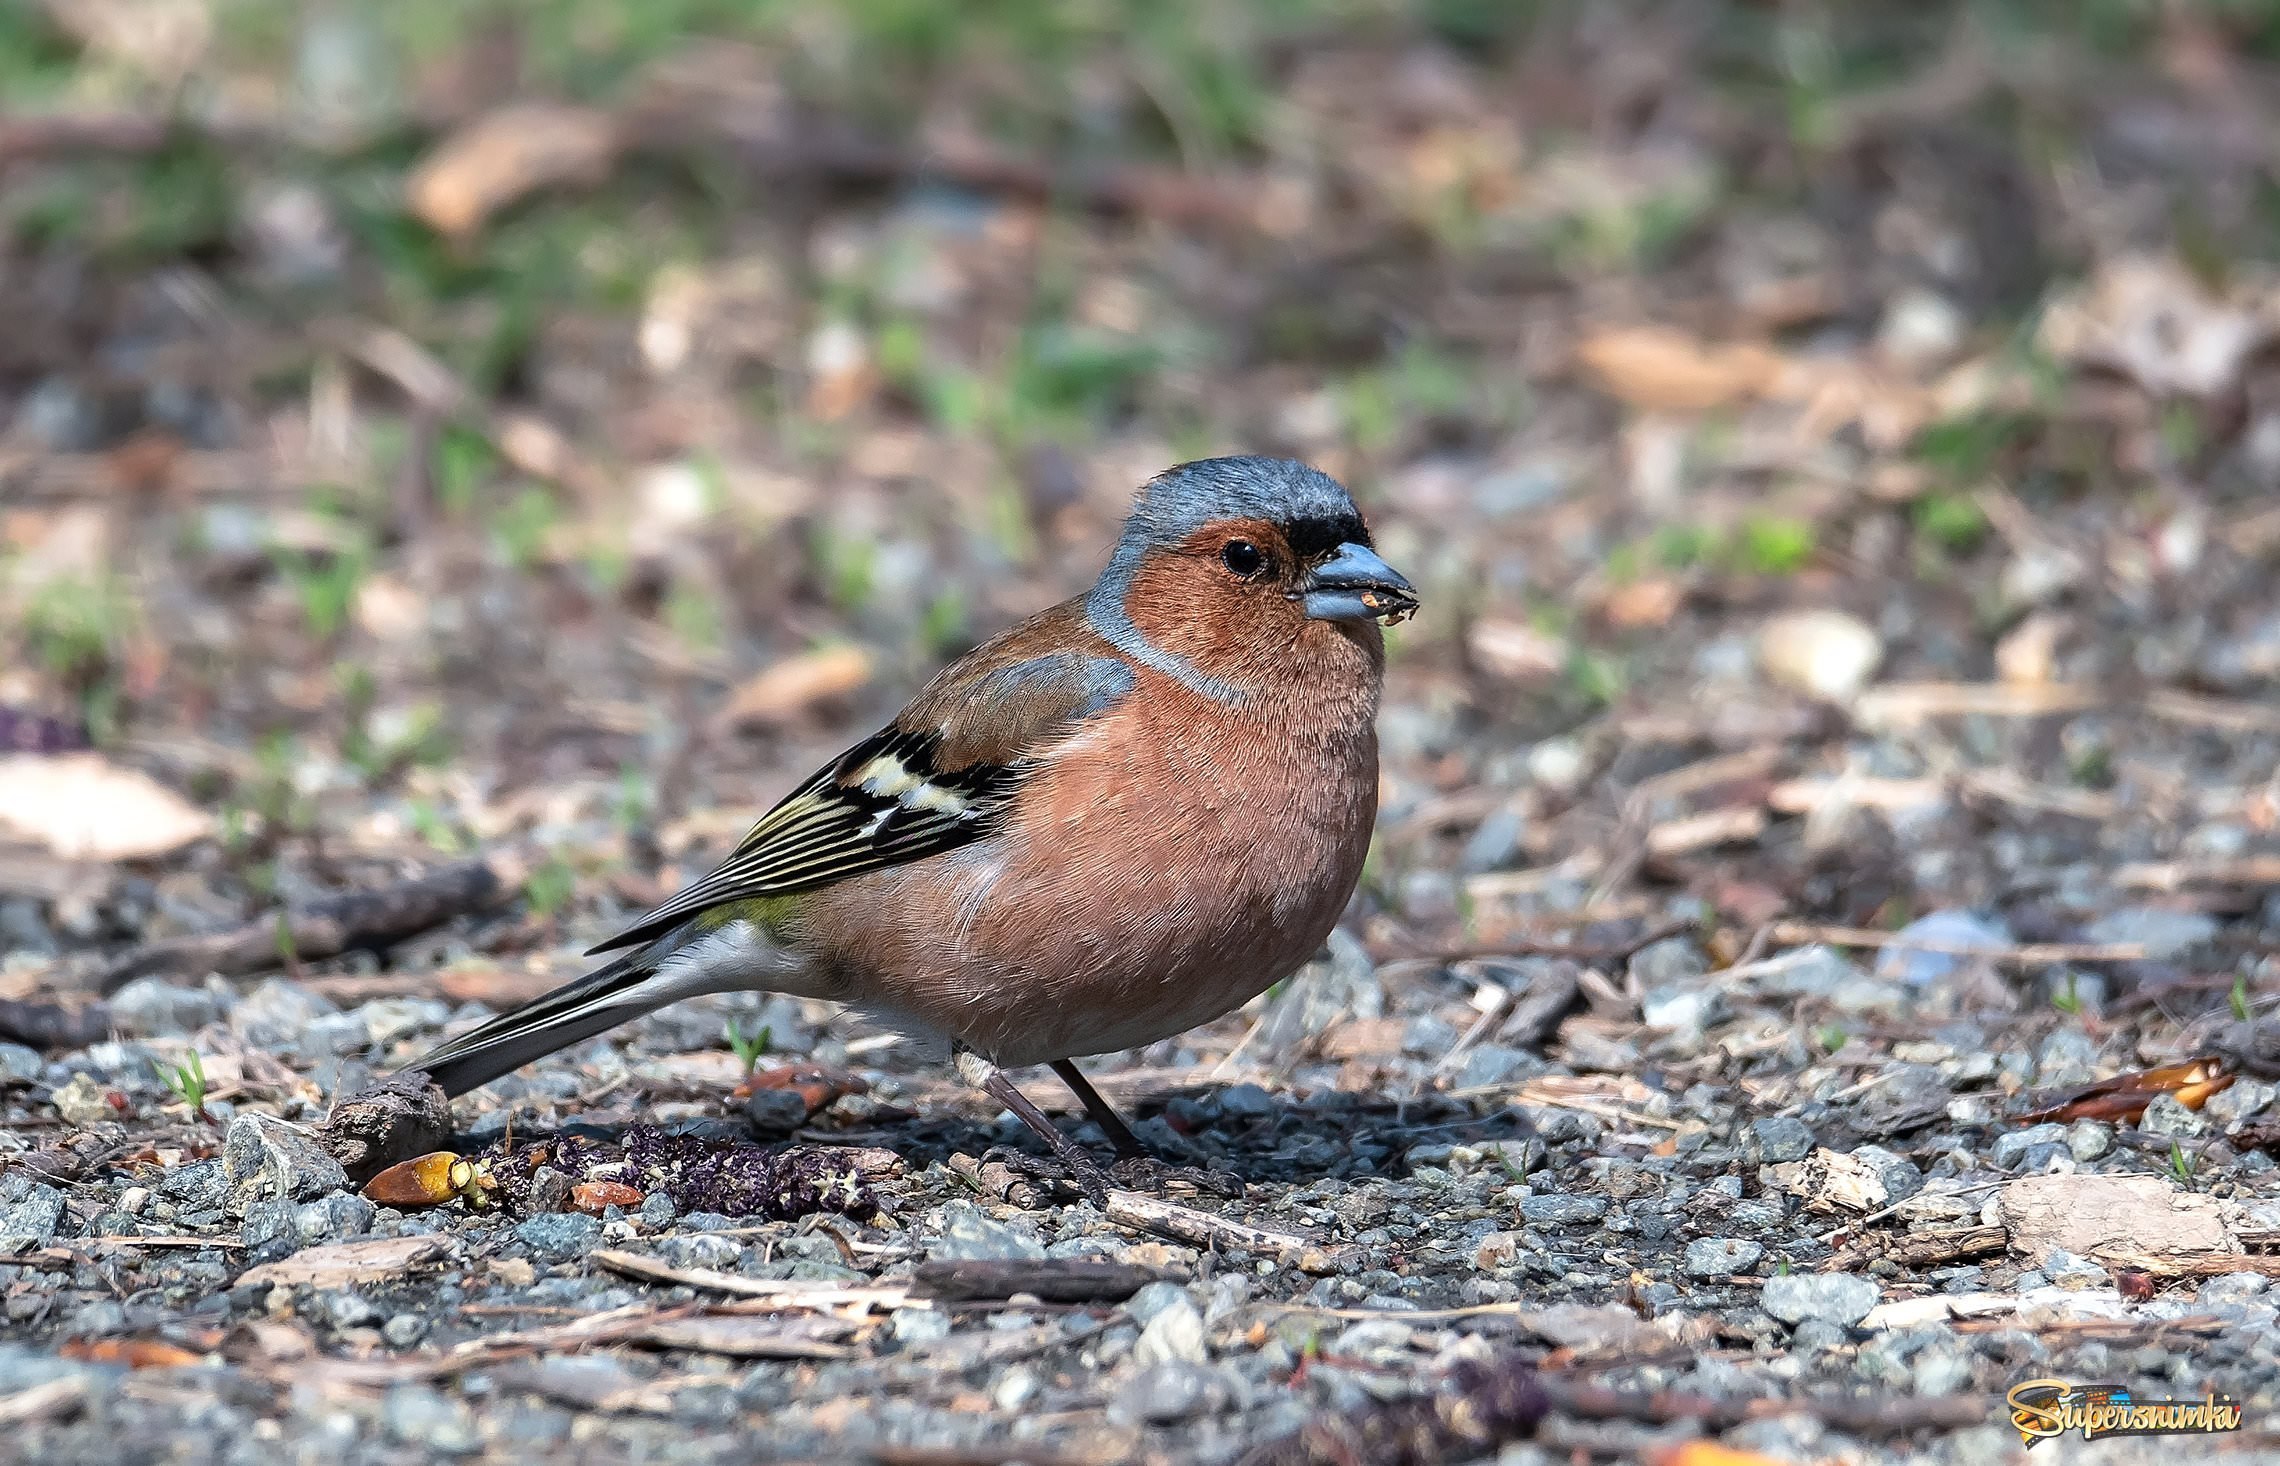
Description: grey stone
0,1043,45,1085
656,1233,743,1271
1748,1116,1816,1164
1124,1281,1195,1329
1641,987,1724,1042
1911,1345,1976,1396
2206,1078,2276,1129
230,979,338,1047
515,1211,602,1262
1216,1083,1277,1118
107,977,227,1037
891,1307,952,1344
240,1197,297,1253
1518,1194,1608,1227
383,1313,430,1347
1762,1271,1879,1327
382,1384,482,1456
928,1202,1046,1262
1328,1318,1416,1367
2066,1121,2114,1162
1683,1238,1764,1277
1876,911,2010,987
294,1192,376,1245
2038,1248,2106,1284
1850,1145,1922,1202
221,1113,348,1211
2197,1273,2268,1305
1130,1293,1207,1367
0,1181,67,1247
742,1088,808,1138
1992,1123,2069,1169
2082,907,2218,959
1452,1044,1536,1089
1111,1361,1227,1426
2141,1093,2208,1138
312,1290,378,1330
2034,1027,2102,1087
1630,938,1708,986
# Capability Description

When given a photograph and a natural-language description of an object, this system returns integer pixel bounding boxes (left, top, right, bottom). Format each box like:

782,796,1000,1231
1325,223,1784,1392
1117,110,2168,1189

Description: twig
912,1258,1171,1304
100,854,525,991
1766,922,2146,965
2112,856,2280,891
592,1248,910,1310
1099,1191,1338,1271
0,1377,89,1427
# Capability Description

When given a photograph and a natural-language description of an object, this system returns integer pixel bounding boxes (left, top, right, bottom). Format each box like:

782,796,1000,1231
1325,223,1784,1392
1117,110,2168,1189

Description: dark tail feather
407,949,663,1097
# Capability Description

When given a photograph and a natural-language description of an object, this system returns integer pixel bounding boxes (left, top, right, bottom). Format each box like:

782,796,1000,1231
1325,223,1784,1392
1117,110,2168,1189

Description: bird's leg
1049,1059,1148,1158
1053,1058,1246,1200
955,1044,1111,1206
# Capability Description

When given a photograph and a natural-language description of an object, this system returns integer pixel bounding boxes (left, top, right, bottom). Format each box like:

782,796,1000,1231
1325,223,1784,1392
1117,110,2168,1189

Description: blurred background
5,0,2280,1005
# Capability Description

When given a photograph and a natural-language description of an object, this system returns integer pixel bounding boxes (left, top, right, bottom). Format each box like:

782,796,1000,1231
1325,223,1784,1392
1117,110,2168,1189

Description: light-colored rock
1757,610,1883,702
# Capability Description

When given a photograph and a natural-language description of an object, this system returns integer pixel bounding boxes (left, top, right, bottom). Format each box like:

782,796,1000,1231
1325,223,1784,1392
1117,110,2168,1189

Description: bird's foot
980,1144,1110,1208
1108,1154,1247,1200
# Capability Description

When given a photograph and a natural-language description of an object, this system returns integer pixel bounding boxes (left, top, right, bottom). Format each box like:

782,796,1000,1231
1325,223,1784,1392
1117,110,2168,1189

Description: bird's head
1087,457,1417,695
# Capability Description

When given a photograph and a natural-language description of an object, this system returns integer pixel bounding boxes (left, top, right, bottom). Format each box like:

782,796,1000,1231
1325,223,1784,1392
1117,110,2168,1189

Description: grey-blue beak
1300,541,1419,623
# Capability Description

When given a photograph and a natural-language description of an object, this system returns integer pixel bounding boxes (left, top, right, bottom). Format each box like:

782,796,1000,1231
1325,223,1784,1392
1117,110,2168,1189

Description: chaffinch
407,455,1417,1199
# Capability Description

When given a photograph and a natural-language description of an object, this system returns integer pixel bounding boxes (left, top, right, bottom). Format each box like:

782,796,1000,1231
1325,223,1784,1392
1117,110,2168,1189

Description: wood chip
625,1313,858,1360
1574,326,1787,412
710,644,873,733
1998,1174,2236,1261
235,1234,457,1290
407,104,622,239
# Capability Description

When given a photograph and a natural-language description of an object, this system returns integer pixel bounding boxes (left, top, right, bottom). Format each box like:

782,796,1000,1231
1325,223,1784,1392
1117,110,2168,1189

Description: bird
403,456,1417,1201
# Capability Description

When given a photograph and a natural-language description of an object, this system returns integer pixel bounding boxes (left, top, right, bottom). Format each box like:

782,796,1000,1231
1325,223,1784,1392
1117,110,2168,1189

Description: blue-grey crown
1120,456,1363,549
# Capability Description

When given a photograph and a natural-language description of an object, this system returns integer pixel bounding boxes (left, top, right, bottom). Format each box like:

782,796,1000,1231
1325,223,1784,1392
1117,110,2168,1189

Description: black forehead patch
1121,456,1364,550
1283,513,1368,559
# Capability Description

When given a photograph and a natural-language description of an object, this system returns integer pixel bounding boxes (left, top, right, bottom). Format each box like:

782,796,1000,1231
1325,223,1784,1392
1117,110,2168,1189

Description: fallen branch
1100,1190,1338,1272
912,1258,1171,1304
1766,922,2146,966
99,854,525,992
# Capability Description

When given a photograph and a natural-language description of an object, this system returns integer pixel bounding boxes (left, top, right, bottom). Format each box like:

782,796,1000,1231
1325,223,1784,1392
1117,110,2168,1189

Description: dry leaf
407,104,620,239
0,754,211,861
2018,1056,2234,1126
711,645,873,733
1466,619,1567,682
1995,612,2067,686
1647,1444,1793,1466
59,1338,207,1369
1575,326,1785,412
1601,577,1685,629
235,1235,455,1290
2037,253,2280,398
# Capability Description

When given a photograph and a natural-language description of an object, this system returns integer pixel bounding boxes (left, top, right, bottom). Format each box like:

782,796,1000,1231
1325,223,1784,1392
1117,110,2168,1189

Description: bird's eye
1221,539,1265,578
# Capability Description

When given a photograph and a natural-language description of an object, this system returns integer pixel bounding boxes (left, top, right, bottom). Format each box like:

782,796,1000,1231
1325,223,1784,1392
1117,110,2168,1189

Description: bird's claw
980,1145,1109,1208
1108,1154,1247,1199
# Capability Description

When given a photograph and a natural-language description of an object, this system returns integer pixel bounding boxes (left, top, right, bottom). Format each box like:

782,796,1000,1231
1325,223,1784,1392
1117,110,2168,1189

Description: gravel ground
13,4,2280,1462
